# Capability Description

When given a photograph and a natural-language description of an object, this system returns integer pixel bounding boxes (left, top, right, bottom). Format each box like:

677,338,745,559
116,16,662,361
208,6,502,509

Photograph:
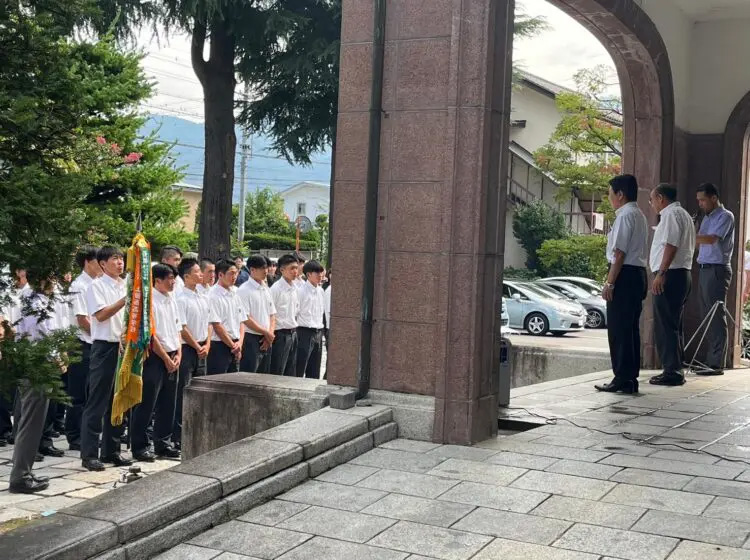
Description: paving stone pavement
162,369,750,559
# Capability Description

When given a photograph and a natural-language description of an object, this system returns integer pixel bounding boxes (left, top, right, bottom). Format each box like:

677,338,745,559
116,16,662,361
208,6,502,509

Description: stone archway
545,0,675,367
722,91,750,364
330,0,676,444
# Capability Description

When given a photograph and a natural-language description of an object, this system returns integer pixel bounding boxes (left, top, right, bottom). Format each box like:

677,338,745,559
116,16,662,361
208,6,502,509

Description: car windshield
546,282,591,299
520,283,564,300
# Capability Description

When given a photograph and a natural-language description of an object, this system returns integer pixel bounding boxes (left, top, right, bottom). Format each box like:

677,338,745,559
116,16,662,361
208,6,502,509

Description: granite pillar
329,0,514,443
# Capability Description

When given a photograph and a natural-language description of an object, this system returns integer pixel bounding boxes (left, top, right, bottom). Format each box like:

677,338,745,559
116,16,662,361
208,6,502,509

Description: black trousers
206,340,237,375
699,265,732,369
174,343,203,444
654,269,692,377
132,352,179,453
296,327,323,379
270,330,297,375
0,393,12,439
38,400,58,450
240,334,268,373
80,341,122,460
65,340,90,446
284,332,298,377
607,266,647,383
257,351,271,374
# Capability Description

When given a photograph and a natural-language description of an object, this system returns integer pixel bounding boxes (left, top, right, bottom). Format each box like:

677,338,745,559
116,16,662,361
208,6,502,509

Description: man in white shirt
175,258,211,448
197,258,215,295
296,260,326,378
596,175,649,394
160,245,184,294
270,254,300,375
649,183,696,386
283,253,306,376
8,276,62,493
64,245,100,451
80,246,132,471
131,264,182,461
206,260,245,374
237,255,276,373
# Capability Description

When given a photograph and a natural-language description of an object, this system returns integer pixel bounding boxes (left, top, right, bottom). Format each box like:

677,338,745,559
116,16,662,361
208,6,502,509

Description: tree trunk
194,20,236,261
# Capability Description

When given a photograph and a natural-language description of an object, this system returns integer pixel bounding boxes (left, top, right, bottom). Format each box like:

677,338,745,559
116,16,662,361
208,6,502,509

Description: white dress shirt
649,202,696,272
196,283,210,296
152,289,182,353
324,287,331,329
606,202,649,267
177,286,211,344
52,287,72,331
270,278,299,330
237,278,276,335
8,284,32,325
208,283,245,342
174,274,184,295
15,293,56,341
86,274,126,342
69,271,96,343
297,281,325,329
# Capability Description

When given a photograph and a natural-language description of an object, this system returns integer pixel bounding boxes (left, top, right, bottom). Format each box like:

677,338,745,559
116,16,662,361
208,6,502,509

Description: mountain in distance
140,115,332,202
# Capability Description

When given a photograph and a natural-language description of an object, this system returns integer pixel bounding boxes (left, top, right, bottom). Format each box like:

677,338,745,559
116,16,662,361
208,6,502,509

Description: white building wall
281,185,330,222
510,87,564,153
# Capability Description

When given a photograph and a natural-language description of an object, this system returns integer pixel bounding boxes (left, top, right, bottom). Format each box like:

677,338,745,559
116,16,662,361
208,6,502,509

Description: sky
137,0,618,123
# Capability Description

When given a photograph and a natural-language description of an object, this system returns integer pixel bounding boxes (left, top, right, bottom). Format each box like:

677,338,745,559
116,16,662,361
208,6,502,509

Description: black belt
699,263,729,269
275,328,296,334
298,326,323,333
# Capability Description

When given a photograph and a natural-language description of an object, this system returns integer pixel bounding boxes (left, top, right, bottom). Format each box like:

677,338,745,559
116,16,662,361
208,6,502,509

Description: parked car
502,280,587,336
537,280,607,329
501,298,509,328
544,276,604,296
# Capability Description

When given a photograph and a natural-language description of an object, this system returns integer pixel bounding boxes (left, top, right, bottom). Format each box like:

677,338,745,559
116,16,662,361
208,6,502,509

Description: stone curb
0,405,396,560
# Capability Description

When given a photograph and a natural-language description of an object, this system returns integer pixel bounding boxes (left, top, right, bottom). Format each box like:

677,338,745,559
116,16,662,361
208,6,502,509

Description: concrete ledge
373,422,399,446
510,344,611,388
0,405,393,560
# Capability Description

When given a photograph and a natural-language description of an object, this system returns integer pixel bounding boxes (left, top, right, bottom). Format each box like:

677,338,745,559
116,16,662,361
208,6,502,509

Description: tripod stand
683,300,737,374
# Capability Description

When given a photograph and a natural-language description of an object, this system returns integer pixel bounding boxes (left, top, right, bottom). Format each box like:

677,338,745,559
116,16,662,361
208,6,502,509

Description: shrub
245,233,317,251
512,201,569,270
537,235,608,281
503,267,538,281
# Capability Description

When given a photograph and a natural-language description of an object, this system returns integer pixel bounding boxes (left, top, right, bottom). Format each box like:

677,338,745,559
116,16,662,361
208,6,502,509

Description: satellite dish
296,215,313,234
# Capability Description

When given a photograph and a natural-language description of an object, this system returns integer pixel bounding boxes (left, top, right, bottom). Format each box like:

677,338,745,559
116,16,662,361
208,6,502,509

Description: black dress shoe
9,478,49,494
133,450,156,462
82,458,106,471
101,454,134,467
595,379,637,394
35,452,44,462
155,446,181,459
649,373,686,386
696,369,724,376
39,445,65,457
49,430,61,439
32,474,50,483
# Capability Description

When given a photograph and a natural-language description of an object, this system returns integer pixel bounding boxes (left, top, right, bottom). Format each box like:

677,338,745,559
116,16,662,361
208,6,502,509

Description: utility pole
238,85,251,244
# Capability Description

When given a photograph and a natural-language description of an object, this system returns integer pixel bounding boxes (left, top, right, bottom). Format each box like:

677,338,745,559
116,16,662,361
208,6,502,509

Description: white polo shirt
177,286,211,344
649,202,696,273
208,283,245,342
70,271,96,343
86,274,126,342
237,277,276,335
153,289,182,353
270,278,299,330
297,282,325,329
606,202,649,267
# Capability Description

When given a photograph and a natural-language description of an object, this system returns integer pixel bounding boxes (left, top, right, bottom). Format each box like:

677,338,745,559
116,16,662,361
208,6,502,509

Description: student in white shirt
270,254,300,375
80,246,132,471
160,245,184,294
648,183,696,386
197,257,216,295
64,245,100,451
237,255,276,373
206,260,245,374
8,276,62,494
174,258,211,448
131,264,182,461
284,253,306,376
295,260,326,378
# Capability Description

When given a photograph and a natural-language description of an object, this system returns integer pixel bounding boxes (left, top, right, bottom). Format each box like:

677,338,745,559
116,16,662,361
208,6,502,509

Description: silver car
544,276,604,296
502,281,588,336
537,280,607,329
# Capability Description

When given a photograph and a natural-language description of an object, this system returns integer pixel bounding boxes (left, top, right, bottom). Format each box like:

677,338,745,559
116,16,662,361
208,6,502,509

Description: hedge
537,235,608,282
245,233,318,251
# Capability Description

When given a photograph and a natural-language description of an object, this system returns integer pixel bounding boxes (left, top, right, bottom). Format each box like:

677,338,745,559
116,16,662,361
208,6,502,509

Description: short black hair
199,257,214,270
277,254,298,269
233,254,245,261
697,182,720,198
215,259,236,276
302,260,324,275
152,263,177,283
263,256,273,267
75,245,99,269
97,246,124,266
247,255,268,270
655,183,678,203
293,252,306,263
609,174,638,202
160,245,183,261
178,257,200,278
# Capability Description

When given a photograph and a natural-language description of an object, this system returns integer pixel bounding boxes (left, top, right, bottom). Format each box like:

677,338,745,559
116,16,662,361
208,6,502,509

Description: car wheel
525,313,549,336
586,309,605,329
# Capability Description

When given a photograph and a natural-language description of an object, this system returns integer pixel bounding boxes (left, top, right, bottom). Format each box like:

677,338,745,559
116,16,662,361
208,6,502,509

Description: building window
297,202,306,216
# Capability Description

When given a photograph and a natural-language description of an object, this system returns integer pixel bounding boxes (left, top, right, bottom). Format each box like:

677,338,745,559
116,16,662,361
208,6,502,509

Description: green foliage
245,233,317,251
243,187,292,236
512,201,569,271
503,267,538,281
315,214,330,266
537,235,608,282
534,66,622,201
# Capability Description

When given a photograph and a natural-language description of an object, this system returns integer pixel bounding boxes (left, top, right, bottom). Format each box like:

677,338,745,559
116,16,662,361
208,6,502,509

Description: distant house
279,181,330,223
172,182,202,232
